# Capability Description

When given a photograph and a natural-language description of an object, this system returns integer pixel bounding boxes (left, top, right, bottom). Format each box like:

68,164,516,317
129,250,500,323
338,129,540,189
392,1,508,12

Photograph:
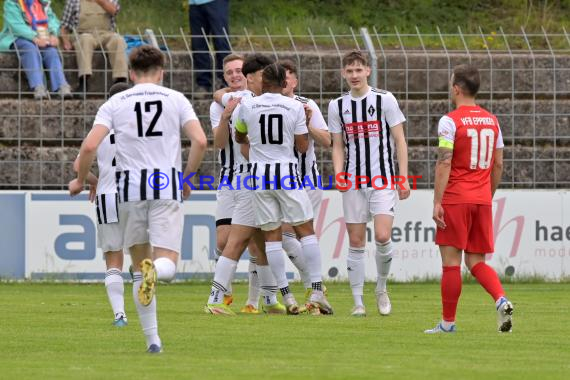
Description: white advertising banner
17,190,570,280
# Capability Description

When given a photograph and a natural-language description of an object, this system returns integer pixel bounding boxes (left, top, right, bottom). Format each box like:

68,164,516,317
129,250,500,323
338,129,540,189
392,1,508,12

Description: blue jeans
189,0,231,89
13,38,68,92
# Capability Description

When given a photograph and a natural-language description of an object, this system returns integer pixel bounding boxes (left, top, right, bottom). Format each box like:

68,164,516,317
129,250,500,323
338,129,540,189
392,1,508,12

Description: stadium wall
1,190,569,281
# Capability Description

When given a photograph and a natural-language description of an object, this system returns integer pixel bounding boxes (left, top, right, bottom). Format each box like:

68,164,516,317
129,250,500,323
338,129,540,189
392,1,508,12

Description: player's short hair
342,50,369,67
279,59,297,76
452,64,480,96
223,53,244,67
242,53,274,76
262,63,287,88
108,82,131,97
129,45,165,74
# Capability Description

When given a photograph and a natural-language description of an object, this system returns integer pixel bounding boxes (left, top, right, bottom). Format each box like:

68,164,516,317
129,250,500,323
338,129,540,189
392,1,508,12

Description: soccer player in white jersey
210,54,264,313
329,51,410,317
71,82,133,327
280,60,331,297
208,54,296,315
69,46,207,353
235,63,333,315
205,53,289,315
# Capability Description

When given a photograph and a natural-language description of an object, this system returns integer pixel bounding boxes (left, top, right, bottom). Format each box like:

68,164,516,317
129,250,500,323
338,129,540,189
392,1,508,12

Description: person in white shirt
69,46,207,353
234,63,333,315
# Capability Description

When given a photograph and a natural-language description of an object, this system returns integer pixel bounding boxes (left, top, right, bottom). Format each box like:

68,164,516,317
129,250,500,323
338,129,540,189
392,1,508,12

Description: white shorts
97,222,123,253
254,189,313,231
342,188,397,224
215,187,234,225
231,187,256,227
119,199,183,253
307,188,323,218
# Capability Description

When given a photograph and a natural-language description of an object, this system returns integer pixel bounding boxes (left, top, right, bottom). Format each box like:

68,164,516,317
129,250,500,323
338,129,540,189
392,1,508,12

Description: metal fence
0,28,569,189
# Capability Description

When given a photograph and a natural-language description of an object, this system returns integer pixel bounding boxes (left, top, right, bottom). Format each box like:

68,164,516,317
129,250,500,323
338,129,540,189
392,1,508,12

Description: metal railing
0,27,569,189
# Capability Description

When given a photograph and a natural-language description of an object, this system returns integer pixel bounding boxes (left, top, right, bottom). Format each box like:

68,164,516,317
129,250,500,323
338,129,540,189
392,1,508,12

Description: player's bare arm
331,132,347,191
213,97,241,149
294,133,309,154
69,125,109,196
72,156,99,202
213,87,232,105
391,123,410,200
308,124,331,147
491,148,504,197
182,119,208,199
433,147,453,229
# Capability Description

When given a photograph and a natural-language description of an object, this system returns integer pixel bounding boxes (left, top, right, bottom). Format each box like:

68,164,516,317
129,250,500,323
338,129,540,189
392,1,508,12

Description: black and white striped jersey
328,87,406,189
215,89,255,183
293,95,328,187
94,83,198,202
95,132,118,224
237,92,307,190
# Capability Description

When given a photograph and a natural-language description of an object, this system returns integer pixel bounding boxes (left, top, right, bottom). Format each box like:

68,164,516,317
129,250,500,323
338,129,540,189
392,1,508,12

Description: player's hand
33,37,48,48
68,179,84,197
182,182,192,200
222,97,241,118
433,202,446,229
398,178,410,200
303,104,313,125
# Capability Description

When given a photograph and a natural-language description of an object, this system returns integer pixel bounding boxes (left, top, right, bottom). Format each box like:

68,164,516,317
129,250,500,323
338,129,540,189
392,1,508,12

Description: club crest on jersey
367,105,375,117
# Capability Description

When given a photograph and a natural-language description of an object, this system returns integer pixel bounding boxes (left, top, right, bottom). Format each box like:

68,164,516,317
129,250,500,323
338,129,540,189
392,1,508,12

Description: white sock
375,240,393,293
348,246,365,307
207,256,237,304
300,235,323,289
265,241,289,291
256,264,278,305
441,320,455,329
215,247,233,295
132,272,160,348
154,257,176,282
105,268,125,317
246,256,260,307
282,232,310,289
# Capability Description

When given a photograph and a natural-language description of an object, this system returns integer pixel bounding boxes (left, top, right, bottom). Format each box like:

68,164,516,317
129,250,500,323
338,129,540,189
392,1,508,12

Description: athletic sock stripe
212,281,227,293
283,232,296,238
280,287,290,296
377,95,387,186
249,256,257,264
140,169,147,201
351,100,361,189
361,97,372,185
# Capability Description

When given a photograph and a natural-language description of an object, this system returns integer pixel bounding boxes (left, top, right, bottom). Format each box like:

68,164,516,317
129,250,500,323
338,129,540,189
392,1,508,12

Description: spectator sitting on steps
0,0,72,99
60,0,127,95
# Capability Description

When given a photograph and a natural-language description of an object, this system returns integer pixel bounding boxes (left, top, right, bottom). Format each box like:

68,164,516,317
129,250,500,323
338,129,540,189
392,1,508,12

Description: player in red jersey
425,64,514,334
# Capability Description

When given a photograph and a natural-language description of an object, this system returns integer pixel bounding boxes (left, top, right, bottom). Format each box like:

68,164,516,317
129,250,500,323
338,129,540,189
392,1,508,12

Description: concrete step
1,51,569,97
1,98,568,144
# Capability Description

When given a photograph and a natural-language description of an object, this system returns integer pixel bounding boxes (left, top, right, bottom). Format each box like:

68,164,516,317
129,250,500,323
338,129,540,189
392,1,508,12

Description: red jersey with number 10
438,105,504,206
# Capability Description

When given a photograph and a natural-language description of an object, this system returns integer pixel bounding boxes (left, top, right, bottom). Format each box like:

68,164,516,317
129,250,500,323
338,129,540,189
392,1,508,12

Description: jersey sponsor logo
343,109,351,115
344,120,380,135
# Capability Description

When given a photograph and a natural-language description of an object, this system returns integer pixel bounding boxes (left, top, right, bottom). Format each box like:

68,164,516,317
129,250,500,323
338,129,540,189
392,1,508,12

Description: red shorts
435,203,494,254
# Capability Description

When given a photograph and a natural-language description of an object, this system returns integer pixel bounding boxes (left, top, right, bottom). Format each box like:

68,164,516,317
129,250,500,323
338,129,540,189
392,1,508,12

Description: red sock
470,262,505,301
441,266,462,322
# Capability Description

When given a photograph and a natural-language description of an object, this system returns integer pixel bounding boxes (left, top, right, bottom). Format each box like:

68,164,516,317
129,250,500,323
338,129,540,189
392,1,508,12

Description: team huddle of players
69,45,514,354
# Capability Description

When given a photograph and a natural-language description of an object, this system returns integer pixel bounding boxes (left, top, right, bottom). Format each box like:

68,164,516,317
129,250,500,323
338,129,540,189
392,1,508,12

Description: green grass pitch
1,282,569,379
